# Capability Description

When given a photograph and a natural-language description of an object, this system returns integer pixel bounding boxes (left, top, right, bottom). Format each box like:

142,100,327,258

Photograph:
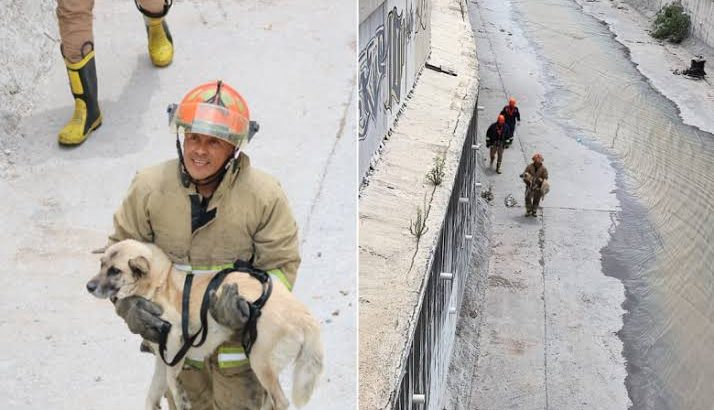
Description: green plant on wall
409,193,431,239
426,151,446,186
651,2,691,43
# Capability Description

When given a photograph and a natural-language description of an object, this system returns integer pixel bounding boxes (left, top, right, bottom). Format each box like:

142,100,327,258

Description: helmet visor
171,102,249,147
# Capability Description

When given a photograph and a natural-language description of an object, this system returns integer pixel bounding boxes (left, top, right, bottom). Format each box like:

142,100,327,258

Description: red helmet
169,80,258,150
497,115,506,124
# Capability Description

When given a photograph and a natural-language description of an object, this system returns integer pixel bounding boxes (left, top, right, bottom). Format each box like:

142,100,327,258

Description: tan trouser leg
56,0,169,63
212,360,270,410
495,146,504,172
167,364,213,410
532,190,542,211
137,0,169,15
525,186,533,211
56,0,95,62
167,355,270,410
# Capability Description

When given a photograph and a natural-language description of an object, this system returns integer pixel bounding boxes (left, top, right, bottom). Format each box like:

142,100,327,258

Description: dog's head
522,171,534,185
86,239,154,302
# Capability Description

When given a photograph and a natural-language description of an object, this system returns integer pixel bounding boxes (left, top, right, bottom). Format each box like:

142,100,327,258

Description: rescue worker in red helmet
109,80,300,409
500,97,521,140
56,0,174,146
485,114,512,174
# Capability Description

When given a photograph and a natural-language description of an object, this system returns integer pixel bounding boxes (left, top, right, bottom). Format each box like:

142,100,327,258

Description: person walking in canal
109,80,300,409
521,152,549,216
485,114,512,174
55,0,175,145
500,97,521,138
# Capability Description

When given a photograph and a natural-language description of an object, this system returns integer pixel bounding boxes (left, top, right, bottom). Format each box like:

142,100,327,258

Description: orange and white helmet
168,80,259,150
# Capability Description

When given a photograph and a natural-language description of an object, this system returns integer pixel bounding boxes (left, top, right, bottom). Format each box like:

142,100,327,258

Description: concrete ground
574,0,714,135
458,0,629,408
449,0,714,408
0,1,356,409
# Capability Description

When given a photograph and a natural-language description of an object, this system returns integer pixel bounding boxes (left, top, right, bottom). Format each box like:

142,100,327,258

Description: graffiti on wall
359,1,430,141
416,0,429,32
359,26,386,141
385,7,413,112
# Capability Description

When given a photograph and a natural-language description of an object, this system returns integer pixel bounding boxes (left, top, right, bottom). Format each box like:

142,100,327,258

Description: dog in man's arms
521,171,550,200
86,239,323,410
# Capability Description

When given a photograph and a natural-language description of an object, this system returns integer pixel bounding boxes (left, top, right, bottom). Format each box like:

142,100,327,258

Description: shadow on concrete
16,56,160,165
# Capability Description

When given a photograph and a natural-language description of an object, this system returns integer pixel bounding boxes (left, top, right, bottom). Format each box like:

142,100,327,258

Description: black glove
114,296,168,343
485,139,492,148
209,283,251,331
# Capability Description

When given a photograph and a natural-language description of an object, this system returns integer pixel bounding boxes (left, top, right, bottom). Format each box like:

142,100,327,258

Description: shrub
651,2,691,43
426,152,446,186
409,194,431,239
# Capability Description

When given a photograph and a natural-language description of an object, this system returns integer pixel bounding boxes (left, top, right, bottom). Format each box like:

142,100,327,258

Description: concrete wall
358,0,432,180
625,0,714,47
392,102,485,410
358,0,479,407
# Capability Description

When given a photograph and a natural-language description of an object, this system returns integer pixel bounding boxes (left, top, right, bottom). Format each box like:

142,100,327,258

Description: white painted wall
358,0,432,180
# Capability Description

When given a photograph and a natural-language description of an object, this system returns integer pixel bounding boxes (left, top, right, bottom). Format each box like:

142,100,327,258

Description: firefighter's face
183,133,235,180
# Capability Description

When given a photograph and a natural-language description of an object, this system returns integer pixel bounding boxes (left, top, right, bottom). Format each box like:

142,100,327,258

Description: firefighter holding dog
55,0,174,145
521,152,549,217
108,81,300,409
485,114,512,174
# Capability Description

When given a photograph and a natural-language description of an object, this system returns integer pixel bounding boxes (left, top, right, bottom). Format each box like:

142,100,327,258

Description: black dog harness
158,260,273,367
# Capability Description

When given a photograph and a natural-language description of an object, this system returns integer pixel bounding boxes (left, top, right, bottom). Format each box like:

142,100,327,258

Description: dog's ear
128,256,150,279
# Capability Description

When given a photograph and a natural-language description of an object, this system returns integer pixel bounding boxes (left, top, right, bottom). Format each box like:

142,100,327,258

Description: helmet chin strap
175,134,238,189
187,160,231,188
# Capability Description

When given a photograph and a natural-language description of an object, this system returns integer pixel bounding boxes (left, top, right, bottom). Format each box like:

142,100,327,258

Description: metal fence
393,92,481,410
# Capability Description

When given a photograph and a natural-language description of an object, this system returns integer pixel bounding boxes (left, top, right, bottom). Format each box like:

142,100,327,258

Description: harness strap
158,260,273,366
195,269,234,347
159,270,231,366
159,319,197,367
159,272,201,367
181,273,193,342
233,260,273,356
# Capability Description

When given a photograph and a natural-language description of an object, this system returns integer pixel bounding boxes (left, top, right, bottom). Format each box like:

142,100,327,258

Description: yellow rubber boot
58,51,102,146
146,17,173,67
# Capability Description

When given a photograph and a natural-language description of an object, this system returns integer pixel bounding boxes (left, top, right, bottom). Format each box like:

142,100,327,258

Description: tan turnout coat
109,153,300,288
524,162,549,188
108,153,301,408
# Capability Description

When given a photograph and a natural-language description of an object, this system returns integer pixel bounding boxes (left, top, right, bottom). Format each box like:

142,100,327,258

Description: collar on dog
158,260,273,367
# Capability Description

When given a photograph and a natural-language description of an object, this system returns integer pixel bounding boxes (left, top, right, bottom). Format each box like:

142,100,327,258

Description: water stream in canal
508,1,714,408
